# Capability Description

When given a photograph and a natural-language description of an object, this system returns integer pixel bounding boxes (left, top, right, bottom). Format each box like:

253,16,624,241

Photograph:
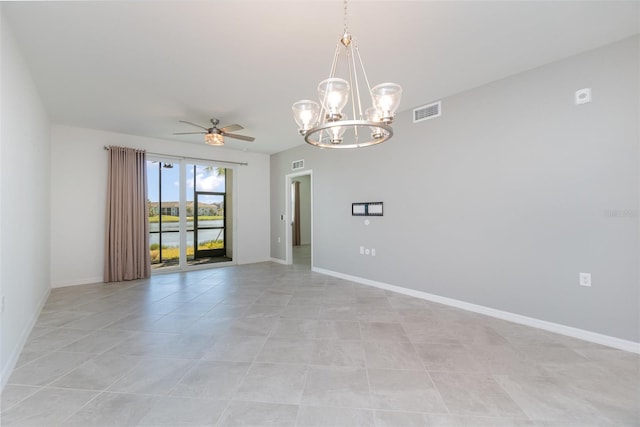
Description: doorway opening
190,191,229,265
286,170,312,267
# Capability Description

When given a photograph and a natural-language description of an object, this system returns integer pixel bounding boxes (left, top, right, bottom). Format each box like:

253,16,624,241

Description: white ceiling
3,1,639,154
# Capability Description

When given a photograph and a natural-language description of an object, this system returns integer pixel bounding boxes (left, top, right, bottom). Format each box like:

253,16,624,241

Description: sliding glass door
147,161,181,268
147,159,232,270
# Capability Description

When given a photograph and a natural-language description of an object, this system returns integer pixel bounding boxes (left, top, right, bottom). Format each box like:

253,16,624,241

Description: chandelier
292,0,402,149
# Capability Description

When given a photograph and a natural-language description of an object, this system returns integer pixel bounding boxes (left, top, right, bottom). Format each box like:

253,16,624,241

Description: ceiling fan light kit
205,133,224,146
292,0,402,149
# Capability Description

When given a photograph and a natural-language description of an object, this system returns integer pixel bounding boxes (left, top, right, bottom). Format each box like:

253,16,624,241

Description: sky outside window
147,162,226,203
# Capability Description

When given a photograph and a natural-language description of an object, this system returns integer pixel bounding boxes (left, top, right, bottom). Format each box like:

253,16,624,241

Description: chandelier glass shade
292,2,402,149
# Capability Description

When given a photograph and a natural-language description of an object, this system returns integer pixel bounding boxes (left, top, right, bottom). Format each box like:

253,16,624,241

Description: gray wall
1,13,52,386
271,35,639,343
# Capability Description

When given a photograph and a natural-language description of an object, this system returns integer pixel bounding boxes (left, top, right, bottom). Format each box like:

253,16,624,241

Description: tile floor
1,257,638,426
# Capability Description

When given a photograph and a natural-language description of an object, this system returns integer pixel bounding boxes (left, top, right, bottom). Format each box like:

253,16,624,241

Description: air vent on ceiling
413,101,441,123
292,159,305,170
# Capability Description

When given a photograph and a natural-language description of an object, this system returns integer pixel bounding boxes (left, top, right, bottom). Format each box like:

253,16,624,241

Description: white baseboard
270,257,288,265
51,276,103,288
237,257,272,265
1,287,51,390
313,266,640,354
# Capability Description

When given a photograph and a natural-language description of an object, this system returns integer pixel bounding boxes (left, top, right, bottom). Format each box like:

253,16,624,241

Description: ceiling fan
174,118,255,146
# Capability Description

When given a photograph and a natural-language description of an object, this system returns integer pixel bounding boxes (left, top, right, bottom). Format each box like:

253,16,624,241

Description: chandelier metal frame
305,119,393,149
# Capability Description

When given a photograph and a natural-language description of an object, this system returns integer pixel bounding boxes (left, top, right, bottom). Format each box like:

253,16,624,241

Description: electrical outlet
575,88,592,105
277,237,281,243
579,272,591,287
371,248,376,256
360,246,364,255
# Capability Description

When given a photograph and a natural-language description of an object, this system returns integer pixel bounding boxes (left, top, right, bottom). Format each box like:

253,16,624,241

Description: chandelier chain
343,0,348,32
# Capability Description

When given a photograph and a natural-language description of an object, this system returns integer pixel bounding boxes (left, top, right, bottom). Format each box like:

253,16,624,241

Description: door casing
284,170,313,266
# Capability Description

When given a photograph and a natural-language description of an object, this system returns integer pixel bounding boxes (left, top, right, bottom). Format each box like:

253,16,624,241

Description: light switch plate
579,272,591,287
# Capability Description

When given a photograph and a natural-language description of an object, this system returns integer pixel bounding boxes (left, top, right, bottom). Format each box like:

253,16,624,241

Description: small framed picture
352,203,367,216
367,202,383,216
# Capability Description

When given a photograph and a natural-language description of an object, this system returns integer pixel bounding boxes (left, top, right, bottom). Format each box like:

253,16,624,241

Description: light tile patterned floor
1,258,638,426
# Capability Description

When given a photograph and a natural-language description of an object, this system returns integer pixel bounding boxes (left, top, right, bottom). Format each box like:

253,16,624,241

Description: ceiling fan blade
178,120,209,131
219,124,243,133
173,131,206,135
224,133,255,142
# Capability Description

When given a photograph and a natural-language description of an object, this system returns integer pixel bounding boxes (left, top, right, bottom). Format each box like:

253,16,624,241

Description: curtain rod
103,146,248,166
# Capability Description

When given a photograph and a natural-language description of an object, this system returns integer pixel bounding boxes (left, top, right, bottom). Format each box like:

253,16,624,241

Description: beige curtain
104,146,151,282
292,181,301,246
